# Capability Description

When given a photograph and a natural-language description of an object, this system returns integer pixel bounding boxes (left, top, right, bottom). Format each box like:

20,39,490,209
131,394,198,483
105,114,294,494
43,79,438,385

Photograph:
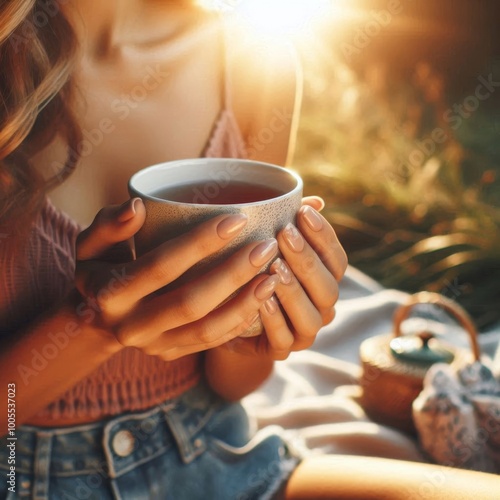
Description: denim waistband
1,382,221,481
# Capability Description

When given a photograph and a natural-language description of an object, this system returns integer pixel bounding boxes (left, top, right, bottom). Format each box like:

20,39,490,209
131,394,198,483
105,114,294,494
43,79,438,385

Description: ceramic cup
128,158,303,335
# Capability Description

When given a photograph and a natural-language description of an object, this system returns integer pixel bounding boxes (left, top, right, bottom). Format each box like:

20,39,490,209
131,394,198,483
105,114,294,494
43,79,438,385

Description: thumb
76,198,146,261
302,196,325,212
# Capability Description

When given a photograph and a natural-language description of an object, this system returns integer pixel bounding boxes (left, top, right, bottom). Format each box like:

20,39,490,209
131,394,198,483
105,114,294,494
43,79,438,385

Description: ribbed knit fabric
0,106,248,419
202,108,249,160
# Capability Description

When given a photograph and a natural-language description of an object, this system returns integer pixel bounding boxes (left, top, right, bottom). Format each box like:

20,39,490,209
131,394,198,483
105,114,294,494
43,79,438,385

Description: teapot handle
393,292,481,361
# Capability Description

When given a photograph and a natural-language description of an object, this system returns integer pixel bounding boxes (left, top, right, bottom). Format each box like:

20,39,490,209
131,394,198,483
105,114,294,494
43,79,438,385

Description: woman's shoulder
224,19,302,165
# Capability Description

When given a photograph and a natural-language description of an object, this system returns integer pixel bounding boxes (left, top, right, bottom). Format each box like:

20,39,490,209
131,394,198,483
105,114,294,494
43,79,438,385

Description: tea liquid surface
152,180,285,204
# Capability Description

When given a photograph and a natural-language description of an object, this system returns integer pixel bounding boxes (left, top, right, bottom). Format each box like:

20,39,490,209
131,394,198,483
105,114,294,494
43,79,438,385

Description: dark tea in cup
151,180,286,205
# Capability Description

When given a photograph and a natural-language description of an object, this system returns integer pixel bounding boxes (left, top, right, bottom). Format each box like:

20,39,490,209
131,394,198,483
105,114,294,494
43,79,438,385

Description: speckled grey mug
128,158,303,334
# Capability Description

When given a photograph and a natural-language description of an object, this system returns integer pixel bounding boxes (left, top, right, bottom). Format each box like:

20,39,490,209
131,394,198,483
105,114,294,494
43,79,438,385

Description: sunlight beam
236,0,332,37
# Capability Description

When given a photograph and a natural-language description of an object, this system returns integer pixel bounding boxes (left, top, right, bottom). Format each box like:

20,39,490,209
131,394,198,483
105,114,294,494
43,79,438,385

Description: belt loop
162,405,206,464
33,431,53,500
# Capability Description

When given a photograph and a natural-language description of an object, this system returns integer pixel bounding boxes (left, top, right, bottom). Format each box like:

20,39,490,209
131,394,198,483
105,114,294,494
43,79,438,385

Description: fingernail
314,197,326,211
284,223,304,253
255,275,280,301
117,198,140,222
249,239,278,267
217,214,248,239
270,258,292,285
247,312,260,326
301,206,323,232
264,296,278,314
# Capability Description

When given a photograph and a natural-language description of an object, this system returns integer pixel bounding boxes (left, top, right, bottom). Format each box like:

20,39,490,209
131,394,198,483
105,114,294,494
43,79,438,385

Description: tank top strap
219,13,233,112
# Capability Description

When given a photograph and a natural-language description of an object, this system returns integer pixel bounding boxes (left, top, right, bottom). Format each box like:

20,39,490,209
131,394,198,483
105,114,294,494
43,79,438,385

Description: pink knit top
0,107,248,419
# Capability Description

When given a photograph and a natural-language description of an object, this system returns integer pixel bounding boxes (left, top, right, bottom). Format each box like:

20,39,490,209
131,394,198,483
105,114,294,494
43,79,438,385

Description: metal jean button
112,430,135,457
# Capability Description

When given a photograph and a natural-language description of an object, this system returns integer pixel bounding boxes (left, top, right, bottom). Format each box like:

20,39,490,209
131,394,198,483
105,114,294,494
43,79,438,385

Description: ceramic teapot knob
390,329,455,366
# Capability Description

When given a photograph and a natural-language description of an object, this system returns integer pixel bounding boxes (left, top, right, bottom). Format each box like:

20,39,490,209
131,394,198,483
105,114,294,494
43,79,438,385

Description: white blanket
243,267,500,464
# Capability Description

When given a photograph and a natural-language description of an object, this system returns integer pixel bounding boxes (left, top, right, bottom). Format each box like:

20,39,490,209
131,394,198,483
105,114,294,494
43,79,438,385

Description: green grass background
291,0,500,329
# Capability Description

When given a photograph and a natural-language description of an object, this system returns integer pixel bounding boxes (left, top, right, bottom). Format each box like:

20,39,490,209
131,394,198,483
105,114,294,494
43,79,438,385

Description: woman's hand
221,197,347,360
74,198,279,358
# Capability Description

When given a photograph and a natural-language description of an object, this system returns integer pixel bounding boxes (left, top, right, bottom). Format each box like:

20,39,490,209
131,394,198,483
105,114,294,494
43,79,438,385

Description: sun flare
236,0,333,37
200,0,341,39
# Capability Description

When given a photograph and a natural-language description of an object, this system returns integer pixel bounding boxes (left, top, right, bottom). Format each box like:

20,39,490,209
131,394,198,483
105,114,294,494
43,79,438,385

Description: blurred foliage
291,9,500,329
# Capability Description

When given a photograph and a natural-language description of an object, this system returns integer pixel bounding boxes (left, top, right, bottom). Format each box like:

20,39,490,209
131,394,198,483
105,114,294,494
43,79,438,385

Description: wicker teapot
359,292,481,435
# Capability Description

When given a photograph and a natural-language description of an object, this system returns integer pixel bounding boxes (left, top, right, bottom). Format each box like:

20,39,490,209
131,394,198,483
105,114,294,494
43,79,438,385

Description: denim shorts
0,383,300,499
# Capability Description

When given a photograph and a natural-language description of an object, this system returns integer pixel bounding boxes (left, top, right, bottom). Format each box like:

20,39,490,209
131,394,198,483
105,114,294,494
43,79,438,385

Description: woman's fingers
111,213,250,307
277,224,340,315
258,208,346,356
269,258,323,346
296,205,348,282
259,296,294,357
75,213,250,315
76,198,146,261
74,199,346,361
116,237,279,346
139,274,280,359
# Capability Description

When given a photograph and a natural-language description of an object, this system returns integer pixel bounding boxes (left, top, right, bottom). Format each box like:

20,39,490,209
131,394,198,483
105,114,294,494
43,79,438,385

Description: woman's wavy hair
0,0,81,246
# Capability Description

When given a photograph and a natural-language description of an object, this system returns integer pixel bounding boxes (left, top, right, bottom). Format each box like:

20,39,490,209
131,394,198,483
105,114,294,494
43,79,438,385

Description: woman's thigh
282,455,500,500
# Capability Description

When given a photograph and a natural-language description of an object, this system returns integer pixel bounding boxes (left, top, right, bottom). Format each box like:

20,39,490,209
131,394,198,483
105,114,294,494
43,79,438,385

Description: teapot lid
390,331,455,365
391,292,481,367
